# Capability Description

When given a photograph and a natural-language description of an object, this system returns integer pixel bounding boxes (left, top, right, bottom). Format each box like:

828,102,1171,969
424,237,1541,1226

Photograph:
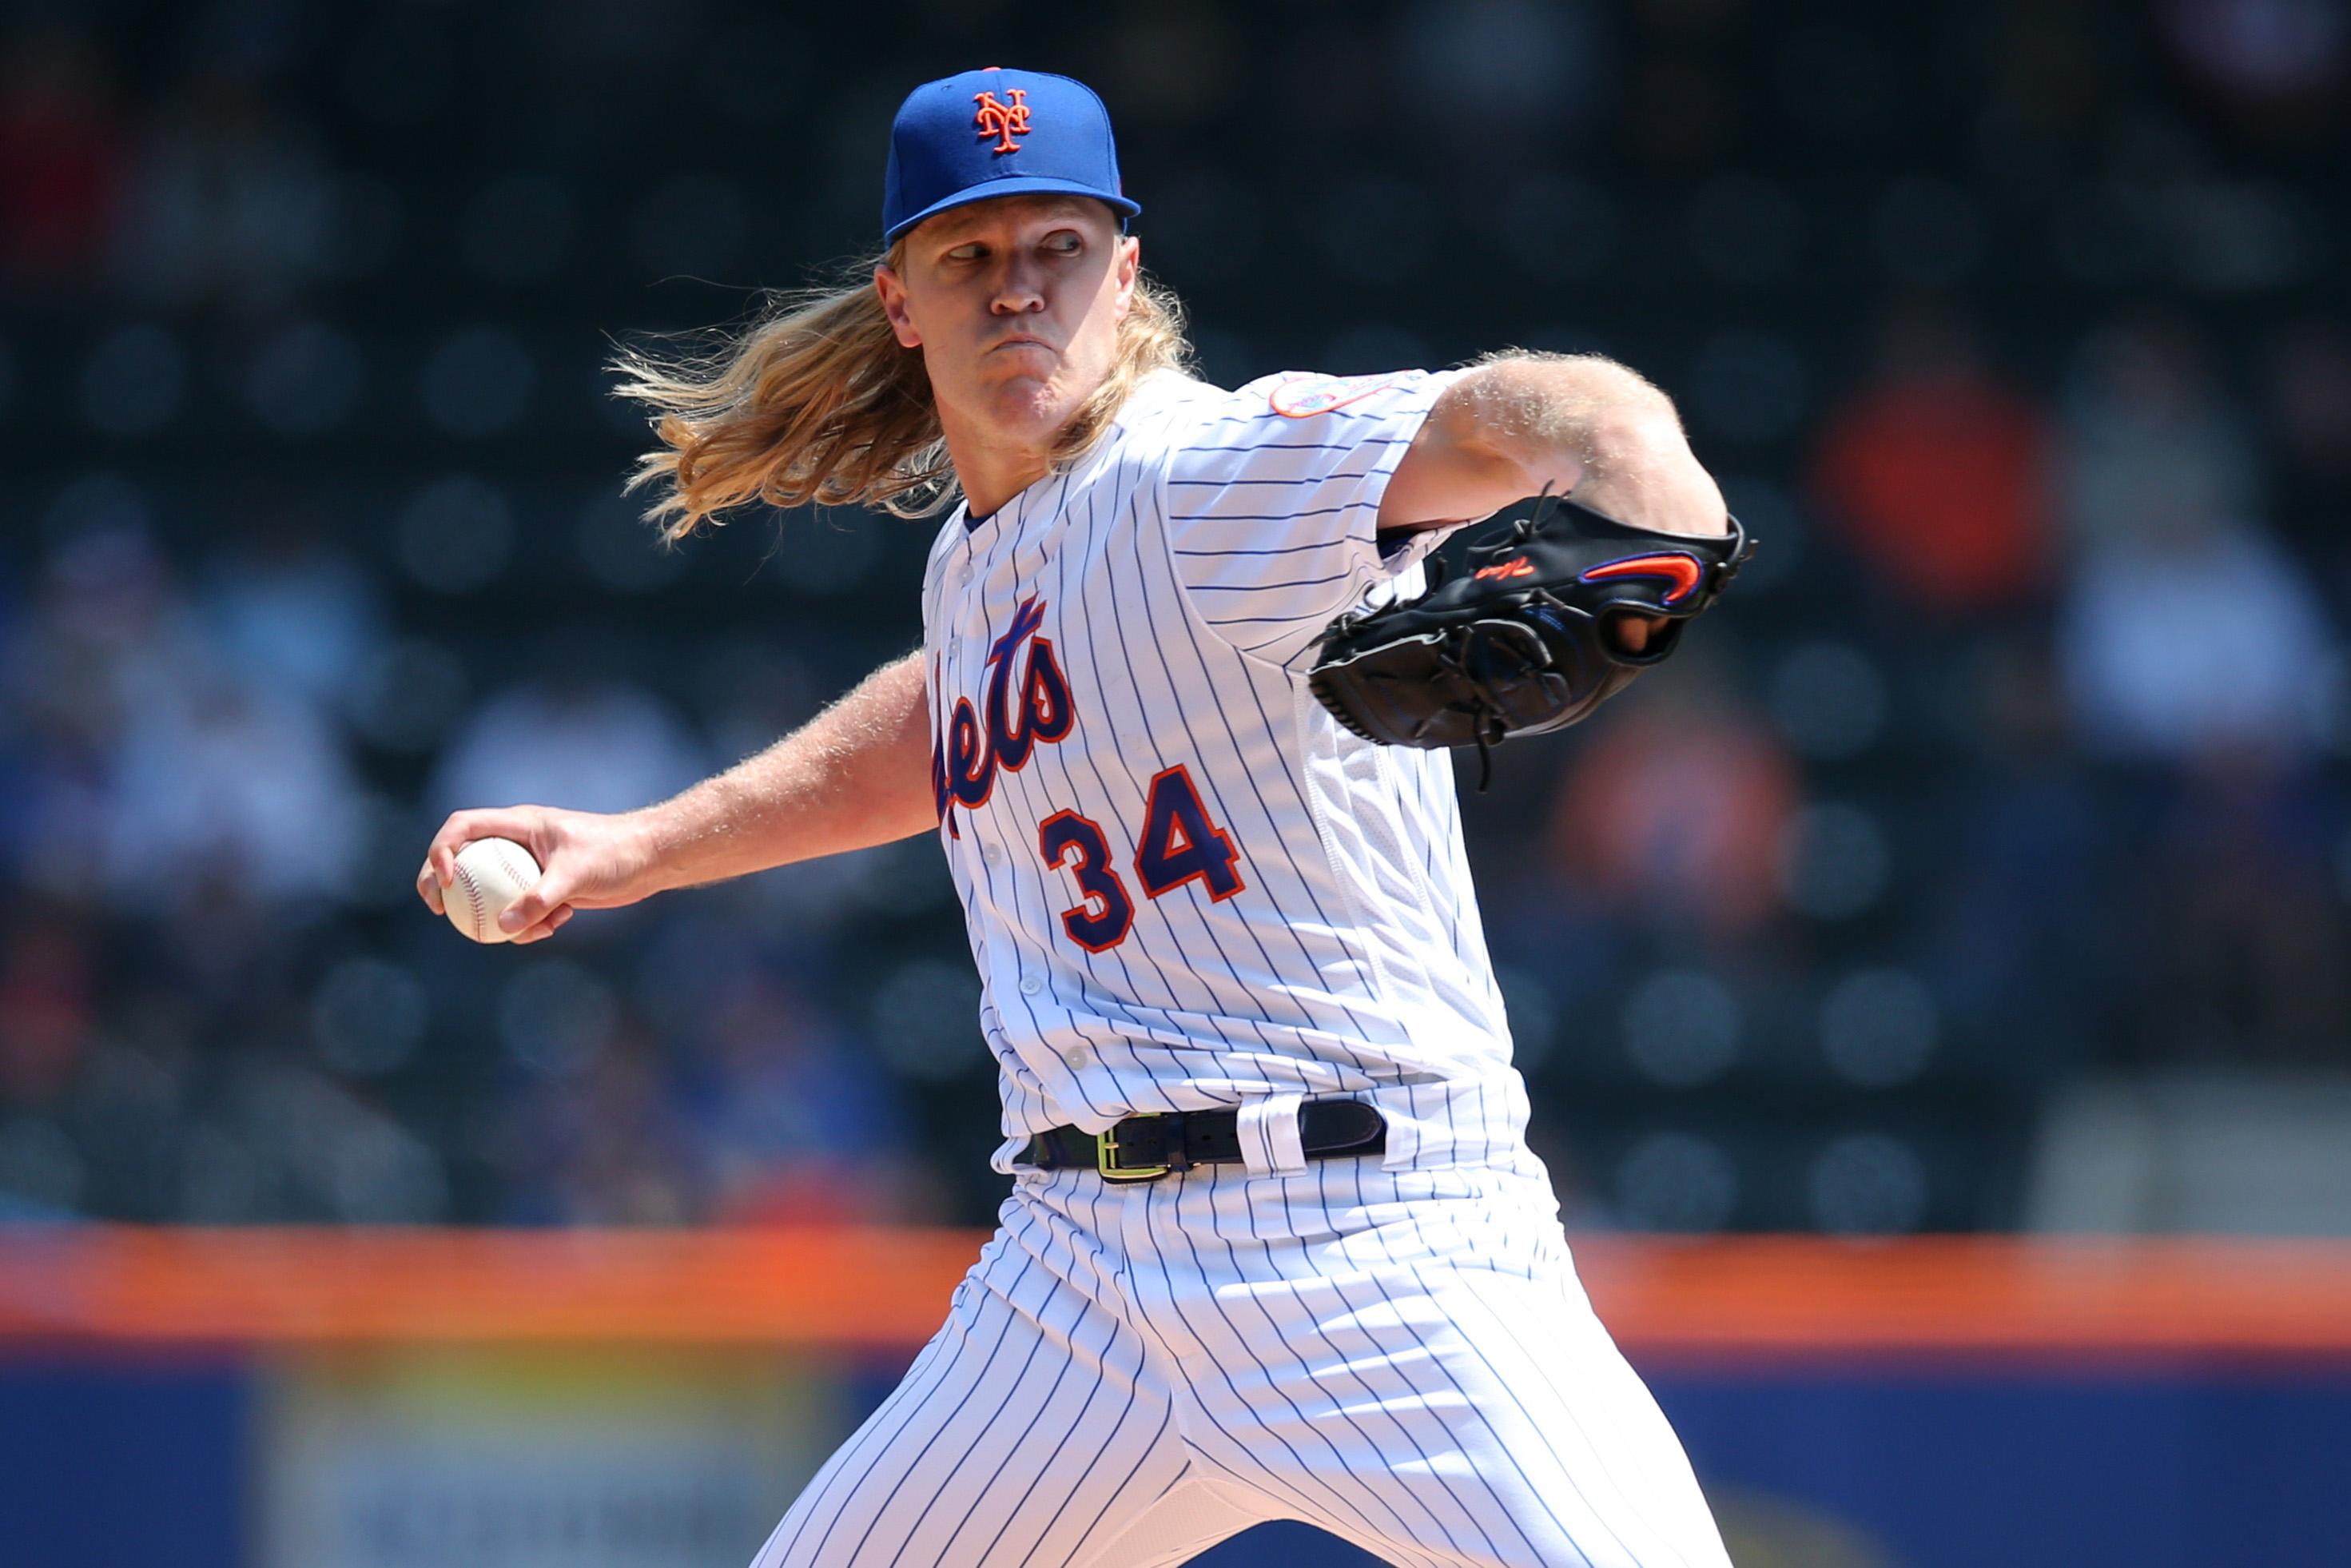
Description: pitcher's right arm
417,651,935,942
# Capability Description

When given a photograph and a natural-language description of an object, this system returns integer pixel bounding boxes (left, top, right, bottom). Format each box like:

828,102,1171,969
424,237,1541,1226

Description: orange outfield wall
3,1228,2351,1355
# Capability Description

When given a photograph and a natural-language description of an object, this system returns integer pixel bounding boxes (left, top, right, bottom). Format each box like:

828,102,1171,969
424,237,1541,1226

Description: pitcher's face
876,195,1139,452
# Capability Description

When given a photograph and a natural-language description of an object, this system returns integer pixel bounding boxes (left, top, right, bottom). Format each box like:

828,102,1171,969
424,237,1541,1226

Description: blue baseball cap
882,67,1140,247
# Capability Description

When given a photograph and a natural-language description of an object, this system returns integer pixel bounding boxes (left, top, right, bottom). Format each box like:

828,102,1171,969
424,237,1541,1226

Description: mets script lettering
933,595,1074,830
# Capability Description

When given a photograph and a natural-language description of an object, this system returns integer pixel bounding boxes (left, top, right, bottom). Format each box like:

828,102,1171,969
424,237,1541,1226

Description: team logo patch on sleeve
1269,372,1401,418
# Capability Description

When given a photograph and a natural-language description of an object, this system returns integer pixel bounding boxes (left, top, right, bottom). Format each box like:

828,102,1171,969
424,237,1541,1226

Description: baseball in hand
444,838,542,944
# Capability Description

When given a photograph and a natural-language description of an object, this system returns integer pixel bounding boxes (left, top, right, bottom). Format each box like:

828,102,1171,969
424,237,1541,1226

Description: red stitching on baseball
455,862,486,941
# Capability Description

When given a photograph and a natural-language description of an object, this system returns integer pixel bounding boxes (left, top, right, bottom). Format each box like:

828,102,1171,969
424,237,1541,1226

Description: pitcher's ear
874,265,922,348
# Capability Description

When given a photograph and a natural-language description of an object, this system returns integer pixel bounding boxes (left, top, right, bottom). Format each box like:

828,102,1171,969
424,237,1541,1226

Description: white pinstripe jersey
919,368,1526,1172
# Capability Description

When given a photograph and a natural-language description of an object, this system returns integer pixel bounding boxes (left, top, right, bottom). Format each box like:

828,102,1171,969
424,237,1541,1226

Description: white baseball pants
748,1154,1732,1568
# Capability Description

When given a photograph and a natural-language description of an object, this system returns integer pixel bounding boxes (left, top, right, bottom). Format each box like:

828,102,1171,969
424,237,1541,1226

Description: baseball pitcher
421,66,1748,1568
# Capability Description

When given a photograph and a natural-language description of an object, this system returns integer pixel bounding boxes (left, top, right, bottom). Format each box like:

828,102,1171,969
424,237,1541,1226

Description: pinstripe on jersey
918,369,1519,1172
760,365,1738,1567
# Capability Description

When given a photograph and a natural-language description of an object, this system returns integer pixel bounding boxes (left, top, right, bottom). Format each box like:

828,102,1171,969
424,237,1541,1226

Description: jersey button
1019,973,1044,997
981,842,1003,866
1062,1046,1085,1066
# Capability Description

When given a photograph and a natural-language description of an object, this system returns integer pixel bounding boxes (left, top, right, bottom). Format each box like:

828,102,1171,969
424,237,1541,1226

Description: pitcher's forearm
634,651,936,891
1383,353,1726,541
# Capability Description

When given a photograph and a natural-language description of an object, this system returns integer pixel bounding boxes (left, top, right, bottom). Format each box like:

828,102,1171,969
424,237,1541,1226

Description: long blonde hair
609,245,1194,543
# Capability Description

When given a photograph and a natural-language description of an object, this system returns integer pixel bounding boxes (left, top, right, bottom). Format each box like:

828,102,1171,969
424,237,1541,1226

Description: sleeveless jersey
918,368,1524,1172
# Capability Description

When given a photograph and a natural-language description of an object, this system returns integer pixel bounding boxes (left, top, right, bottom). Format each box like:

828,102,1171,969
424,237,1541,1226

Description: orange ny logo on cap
973,89,1032,153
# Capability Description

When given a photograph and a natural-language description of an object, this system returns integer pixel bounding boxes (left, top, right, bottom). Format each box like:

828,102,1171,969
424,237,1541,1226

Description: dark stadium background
2,2,2347,1566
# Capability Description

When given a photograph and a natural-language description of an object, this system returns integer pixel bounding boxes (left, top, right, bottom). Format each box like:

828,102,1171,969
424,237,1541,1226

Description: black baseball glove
1307,491,1753,785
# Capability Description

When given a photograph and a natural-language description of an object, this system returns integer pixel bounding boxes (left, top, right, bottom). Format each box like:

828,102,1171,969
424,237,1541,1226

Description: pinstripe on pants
748,1148,1732,1568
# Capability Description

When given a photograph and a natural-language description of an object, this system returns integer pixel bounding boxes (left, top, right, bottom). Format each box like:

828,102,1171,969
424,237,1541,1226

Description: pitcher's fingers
424,806,543,885
1604,610,1666,655
496,865,580,937
511,905,574,945
416,861,446,916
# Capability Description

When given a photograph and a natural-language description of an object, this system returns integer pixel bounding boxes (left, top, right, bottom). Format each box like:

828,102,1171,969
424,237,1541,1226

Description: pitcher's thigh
1429,1270,1734,1568
748,1270,1189,1568
1183,1262,1732,1568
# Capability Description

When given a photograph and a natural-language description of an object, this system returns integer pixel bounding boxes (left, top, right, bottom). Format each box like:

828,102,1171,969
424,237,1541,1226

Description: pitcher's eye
946,242,985,262
1044,232,1082,255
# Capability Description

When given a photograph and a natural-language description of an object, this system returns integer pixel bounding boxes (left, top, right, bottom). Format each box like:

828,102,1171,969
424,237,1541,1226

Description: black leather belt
1020,1100,1386,1183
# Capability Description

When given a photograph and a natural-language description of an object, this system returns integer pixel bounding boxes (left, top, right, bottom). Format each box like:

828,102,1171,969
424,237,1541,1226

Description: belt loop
1237,1092,1308,1176
1161,1112,1191,1172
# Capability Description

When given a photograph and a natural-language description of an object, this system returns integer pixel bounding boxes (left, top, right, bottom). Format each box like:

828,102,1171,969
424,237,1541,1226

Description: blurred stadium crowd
1,0,2345,1232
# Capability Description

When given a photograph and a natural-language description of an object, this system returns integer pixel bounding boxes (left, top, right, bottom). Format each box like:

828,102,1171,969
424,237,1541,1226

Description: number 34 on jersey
931,595,1246,953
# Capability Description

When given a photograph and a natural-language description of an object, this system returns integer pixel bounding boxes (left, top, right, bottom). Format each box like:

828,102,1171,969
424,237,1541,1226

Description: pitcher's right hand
417,805,664,944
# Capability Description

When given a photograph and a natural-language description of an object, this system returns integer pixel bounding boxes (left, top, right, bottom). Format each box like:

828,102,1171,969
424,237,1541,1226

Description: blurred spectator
2158,0,2346,145
2059,318,2258,556
103,657,364,913
1543,657,1802,946
197,522,388,715
679,972,925,1225
4,521,192,899
0,903,97,1107
2055,320,2334,762
0,27,125,294
495,1026,696,1226
107,67,332,313
1394,0,1607,149
4,515,366,915
2265,319,2351,495
2047,320,2347,1066
1812,301,2055,619
2057,515,2332,761
2134,750,2351,1061
429,643,709,820
1919,635,2113,1077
